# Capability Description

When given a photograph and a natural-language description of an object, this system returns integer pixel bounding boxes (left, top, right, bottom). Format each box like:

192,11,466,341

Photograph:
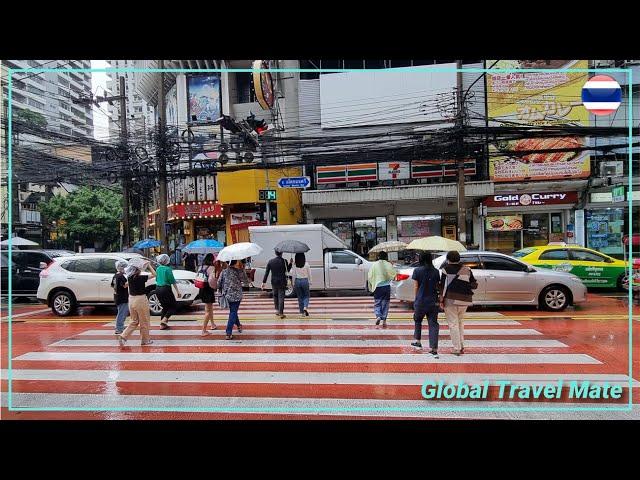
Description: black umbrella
274,240,310,254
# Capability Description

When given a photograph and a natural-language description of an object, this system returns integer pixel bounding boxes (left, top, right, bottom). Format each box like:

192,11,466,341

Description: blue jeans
294,278,310,313
226,301,241,336
115,302,129,333
414,303,440,350
373,285,391,321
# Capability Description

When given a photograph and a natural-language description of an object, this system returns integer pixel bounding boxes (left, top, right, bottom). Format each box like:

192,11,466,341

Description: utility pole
157,60,169,253
119,76,131,249
456,60,467,245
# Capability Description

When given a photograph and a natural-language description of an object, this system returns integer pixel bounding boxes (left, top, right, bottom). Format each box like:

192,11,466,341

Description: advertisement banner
411,160,476,178
485,215,524,231
196,176,206,201
316,163,377,184
487,60,590,182
186,177,196,202
169,202,223,220
378,162,410,180
187,74,221,122
484,192,579,207
205,175,216,201
176,179,186,202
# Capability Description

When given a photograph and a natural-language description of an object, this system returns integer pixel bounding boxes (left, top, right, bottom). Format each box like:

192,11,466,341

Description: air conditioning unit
600,161,624,177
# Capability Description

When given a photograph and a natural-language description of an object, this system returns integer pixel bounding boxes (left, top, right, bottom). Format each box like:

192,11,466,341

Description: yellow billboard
487,60,590,182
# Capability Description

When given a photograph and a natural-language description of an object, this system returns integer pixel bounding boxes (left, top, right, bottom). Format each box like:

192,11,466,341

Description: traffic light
215,115,242,134
245,113,268,135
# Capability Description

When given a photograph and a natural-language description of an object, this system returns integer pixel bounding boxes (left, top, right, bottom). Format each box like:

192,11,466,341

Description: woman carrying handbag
195,253,220,336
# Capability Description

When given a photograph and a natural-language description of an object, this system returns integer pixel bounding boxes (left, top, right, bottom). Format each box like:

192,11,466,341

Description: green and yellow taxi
513,244,629,290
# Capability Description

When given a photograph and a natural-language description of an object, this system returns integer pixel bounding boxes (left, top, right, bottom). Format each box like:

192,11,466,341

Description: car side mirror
39,262,47,269
356,259,363,265
527,266,536,273
605,258,614,264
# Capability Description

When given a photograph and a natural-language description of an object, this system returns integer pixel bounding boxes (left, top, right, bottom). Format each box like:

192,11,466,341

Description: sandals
159,322,169,330
237,324,243,333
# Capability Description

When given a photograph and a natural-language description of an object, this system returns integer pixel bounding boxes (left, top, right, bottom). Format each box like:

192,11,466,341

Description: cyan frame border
5,65,635,414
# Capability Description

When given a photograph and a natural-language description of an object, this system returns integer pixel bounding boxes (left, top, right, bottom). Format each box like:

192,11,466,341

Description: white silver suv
37,253,199,316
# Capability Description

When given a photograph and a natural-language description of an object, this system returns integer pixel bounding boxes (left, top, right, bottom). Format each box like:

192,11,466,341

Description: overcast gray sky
91,60,110,140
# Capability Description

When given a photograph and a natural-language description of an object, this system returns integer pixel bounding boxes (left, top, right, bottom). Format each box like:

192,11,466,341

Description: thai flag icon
582,75,622,116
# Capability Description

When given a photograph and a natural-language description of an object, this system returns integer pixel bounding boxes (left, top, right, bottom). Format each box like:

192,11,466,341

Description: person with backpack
438,250,478,356
367,251,397,329
111,259,130,335
195,253,219,335
261,249,291,318
411,252,441,357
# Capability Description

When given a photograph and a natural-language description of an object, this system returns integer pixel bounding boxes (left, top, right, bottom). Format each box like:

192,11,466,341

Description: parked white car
391,251,587,311
37,253,199,316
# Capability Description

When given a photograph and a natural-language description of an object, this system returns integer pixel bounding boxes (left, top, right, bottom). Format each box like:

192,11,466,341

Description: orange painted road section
2,292,639,420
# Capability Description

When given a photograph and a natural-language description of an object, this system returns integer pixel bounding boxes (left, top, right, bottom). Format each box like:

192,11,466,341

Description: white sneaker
141,340,154,346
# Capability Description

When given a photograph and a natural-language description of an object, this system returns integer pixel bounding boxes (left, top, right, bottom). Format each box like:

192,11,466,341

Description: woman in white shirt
291,252,312,317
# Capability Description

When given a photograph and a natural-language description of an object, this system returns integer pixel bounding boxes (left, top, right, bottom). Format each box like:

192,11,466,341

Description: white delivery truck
249,224,372,296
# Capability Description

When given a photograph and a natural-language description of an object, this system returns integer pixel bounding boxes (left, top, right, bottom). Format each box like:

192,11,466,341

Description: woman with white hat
111,259,130,335
155,253,181,330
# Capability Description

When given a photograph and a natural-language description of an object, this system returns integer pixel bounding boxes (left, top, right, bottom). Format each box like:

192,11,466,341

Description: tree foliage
39,187,122,249
14,108,47,128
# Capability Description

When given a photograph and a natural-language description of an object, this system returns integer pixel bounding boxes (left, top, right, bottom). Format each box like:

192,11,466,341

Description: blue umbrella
133,238,162,249
183,239,224,254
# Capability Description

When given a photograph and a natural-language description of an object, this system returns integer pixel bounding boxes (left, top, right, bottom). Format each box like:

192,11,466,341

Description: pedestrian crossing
3,295,639,419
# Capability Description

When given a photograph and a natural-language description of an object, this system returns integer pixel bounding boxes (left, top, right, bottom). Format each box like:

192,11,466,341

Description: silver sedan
391,251,587,311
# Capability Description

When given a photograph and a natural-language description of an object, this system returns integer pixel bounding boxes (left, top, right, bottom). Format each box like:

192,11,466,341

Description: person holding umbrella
219,259,250,340
261,249,291,319
367,251,397,328
411,251,441,357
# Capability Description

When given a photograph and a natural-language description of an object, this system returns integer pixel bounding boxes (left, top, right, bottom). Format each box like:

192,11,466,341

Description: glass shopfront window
397,215,441,244
586,209,624,257
523,213,550,247
321,217,387,256
484,212,564,255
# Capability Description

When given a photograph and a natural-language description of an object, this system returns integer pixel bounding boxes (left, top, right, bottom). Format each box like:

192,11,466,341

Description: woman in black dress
198,253,218,336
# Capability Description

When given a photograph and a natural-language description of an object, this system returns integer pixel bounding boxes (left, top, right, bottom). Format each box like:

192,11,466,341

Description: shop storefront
584,189,640,260
482,192,578,255
320,218,387,257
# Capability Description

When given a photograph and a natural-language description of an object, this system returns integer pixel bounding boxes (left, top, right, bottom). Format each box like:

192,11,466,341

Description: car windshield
512,248,536,258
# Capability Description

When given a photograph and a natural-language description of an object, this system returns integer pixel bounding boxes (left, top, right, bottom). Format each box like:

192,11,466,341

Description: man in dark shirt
111,260,130,335
411,251,441,358
261,249,291,318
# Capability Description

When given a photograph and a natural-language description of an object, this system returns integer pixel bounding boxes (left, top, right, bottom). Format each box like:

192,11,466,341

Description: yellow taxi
513,243,628,289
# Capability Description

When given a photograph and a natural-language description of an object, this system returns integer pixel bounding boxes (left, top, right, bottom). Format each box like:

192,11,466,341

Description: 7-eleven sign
379,161,410,180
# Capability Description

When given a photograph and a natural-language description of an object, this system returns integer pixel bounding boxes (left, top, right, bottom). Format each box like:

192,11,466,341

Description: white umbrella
0,236,39,247
217,242,263,262
406,236,466,252
368,241,408,254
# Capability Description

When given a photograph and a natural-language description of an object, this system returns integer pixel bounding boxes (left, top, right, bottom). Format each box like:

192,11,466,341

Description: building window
28,98,45,109
236,73,256,103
